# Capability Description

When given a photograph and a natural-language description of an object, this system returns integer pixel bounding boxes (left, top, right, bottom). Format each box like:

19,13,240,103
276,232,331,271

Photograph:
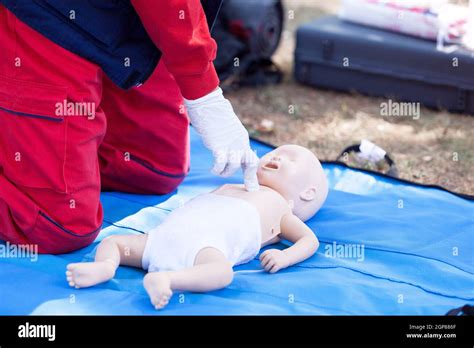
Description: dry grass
226,0,474,195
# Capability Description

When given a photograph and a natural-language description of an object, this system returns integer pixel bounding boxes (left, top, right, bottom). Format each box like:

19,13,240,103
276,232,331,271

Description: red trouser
0,8,190,254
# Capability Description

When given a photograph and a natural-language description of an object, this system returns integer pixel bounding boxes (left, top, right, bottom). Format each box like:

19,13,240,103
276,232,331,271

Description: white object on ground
358,139,387,163
339,0,468,50
464,0,474,49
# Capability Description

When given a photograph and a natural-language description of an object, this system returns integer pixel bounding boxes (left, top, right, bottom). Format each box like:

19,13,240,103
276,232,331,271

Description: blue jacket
0,0,222,89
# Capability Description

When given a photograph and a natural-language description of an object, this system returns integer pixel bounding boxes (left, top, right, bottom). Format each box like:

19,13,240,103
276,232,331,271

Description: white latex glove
184,87,259,191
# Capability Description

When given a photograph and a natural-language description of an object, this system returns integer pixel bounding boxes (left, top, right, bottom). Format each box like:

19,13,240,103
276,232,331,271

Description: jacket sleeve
131,0,220,100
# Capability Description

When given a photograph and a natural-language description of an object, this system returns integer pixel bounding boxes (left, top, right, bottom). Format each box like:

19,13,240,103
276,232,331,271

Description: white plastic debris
357,139,387,163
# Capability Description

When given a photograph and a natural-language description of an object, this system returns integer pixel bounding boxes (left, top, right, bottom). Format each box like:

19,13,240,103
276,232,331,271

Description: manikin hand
184,87,259,192
259,249,291,273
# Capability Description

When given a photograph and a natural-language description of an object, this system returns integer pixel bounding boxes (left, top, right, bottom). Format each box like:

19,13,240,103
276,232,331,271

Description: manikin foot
66,261,116,288
144,272,173,310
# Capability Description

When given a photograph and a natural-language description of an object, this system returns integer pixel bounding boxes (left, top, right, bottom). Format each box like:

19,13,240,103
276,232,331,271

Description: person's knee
150,175,185,195
114,172,185,195
99,142,188,195
0,175,102,254
33,212,101,254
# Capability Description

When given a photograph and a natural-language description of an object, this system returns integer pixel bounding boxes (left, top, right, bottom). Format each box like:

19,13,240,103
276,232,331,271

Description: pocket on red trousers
0,74,69,192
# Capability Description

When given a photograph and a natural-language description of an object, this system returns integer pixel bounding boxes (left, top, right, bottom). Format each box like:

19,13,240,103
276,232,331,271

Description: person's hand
259,249,291,273
184,87,259,191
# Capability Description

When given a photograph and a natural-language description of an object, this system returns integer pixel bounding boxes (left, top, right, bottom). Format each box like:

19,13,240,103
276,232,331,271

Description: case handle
337,140,399,178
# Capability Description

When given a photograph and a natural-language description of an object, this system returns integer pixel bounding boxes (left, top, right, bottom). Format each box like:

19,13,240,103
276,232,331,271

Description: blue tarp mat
1,127,473,315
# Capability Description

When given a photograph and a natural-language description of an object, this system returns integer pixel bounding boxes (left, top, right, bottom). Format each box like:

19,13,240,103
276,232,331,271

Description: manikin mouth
262,160,280,171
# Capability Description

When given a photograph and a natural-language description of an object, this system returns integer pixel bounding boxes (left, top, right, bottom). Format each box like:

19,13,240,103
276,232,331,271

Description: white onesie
142,193,262,272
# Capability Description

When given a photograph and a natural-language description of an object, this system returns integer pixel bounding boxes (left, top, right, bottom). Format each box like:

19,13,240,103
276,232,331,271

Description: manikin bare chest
212,184,291,246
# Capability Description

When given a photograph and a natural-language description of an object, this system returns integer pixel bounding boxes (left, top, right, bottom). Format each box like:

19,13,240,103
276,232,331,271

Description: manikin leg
144,247,234,310
66,234,147,288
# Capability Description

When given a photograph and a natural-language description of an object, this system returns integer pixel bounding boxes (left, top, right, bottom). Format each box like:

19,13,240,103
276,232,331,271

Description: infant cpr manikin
66,144,328,310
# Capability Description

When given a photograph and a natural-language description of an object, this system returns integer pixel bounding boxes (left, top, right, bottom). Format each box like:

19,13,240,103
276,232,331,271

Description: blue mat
1,127,473,315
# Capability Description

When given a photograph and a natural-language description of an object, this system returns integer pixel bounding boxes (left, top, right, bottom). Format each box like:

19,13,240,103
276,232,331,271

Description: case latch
322,39,334,61
299,63,312,84
457,89,467,112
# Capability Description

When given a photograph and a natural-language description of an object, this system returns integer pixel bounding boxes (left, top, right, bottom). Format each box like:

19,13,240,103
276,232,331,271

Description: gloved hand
184,87,259,191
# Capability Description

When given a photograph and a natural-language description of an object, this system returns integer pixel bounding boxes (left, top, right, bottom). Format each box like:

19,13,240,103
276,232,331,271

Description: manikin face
257,145,328,221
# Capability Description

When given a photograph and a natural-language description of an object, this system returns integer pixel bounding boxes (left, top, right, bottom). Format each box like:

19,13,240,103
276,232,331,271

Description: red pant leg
99,61,190,195
0,6,105,254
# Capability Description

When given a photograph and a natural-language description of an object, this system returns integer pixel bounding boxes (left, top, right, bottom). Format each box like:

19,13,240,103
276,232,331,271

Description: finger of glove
220,161,241,178
211,150,228,176
242,150,260,191
219,148,242,177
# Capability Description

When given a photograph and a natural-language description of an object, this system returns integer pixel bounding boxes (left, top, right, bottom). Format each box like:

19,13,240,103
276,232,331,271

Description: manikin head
257,145,328,221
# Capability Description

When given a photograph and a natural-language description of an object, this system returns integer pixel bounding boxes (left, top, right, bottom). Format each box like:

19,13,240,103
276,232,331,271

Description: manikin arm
260,213,319,273
280,213,319,265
